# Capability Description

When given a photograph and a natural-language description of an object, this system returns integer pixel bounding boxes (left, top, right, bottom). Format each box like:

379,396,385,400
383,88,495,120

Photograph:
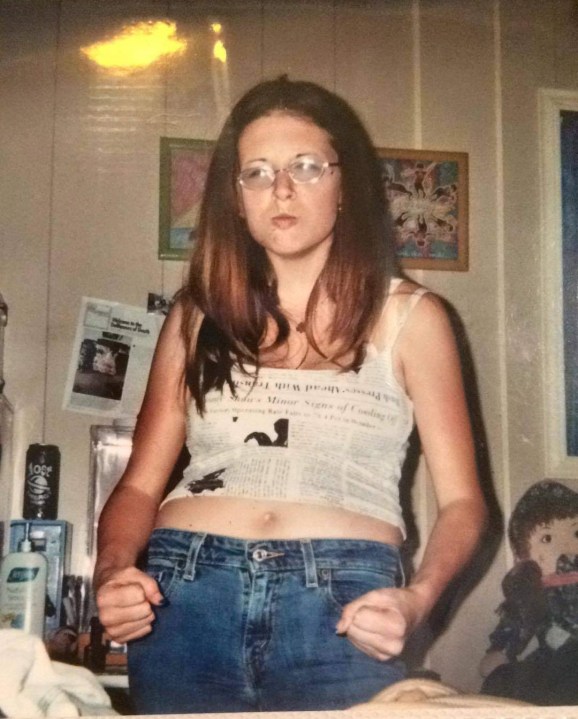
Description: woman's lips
272,214,297,229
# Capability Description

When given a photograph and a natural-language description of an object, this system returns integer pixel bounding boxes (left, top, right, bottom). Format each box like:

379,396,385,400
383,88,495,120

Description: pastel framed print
159,137,215,261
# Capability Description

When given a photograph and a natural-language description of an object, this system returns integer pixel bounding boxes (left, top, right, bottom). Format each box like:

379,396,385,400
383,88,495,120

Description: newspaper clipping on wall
63,297,164,418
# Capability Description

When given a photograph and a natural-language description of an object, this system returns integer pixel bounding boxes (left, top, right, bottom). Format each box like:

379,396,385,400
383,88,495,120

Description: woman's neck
274,266,323,317
267,243,330,309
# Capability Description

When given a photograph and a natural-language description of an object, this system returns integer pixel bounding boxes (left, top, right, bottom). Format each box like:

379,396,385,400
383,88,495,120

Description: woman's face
237,112,341,269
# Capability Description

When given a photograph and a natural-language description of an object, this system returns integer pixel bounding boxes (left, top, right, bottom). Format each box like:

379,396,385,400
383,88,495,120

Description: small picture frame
158,137,215,261
378,147,469,271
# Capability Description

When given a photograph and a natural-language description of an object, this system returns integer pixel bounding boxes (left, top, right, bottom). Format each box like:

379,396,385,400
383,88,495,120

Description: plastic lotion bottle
0,523,48,637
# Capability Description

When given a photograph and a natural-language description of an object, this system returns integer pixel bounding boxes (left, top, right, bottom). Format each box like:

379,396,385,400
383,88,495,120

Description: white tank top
161,281,429,536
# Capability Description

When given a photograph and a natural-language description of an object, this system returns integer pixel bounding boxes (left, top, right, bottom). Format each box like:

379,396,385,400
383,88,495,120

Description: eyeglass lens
238,154,337,190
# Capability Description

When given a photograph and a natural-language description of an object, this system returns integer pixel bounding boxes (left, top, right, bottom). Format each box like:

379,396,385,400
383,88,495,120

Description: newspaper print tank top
161,280,429,535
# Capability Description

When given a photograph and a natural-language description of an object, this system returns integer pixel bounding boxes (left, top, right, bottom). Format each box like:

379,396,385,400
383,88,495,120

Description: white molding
539,88,578,477
493,0,512,537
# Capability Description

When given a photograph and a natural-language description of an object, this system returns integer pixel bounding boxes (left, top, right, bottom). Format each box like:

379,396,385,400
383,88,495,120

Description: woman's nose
272,168,295,198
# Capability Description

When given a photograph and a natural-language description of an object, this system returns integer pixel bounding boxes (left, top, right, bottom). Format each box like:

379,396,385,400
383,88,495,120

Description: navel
261,511,276,525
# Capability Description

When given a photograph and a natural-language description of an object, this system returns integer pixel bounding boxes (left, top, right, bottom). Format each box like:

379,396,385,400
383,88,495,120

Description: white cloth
0,629,117,717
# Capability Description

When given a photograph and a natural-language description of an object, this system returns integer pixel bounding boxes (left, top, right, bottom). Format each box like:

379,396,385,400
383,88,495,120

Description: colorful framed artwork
378,147,469,271
158,137,215,260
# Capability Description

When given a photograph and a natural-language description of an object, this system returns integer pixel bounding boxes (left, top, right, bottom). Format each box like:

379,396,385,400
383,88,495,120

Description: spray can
23,444,60,520
0,523,48,637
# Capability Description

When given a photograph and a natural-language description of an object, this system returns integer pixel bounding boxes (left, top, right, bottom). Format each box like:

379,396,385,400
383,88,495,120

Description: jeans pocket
324,567,396,611
146,556,180,600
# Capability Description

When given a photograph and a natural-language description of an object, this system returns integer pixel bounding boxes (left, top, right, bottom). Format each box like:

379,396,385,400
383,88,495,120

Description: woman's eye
245,166,268,179
540,534,552,544
293,158,319,172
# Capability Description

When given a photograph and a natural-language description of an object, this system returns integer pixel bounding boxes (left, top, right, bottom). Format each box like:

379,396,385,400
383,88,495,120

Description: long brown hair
179,76,398,414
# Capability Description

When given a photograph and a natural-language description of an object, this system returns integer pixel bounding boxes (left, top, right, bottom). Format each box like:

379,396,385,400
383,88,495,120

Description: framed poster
158,137,215,260
378,147,469,271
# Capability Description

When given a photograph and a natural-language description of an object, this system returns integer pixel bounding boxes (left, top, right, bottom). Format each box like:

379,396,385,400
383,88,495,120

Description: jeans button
252,548,267,562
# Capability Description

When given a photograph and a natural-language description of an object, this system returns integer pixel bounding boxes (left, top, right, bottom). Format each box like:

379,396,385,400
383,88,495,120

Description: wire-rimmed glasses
237,153,340,191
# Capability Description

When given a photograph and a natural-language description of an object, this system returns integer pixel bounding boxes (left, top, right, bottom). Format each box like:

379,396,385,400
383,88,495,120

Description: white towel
0,629,117,717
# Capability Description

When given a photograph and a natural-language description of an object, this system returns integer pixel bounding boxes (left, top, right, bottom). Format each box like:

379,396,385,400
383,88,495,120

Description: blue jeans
128,529,406,713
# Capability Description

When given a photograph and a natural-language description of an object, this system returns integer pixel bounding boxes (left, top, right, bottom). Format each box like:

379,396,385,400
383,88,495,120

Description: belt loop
300,539,318,588
184,532,207,581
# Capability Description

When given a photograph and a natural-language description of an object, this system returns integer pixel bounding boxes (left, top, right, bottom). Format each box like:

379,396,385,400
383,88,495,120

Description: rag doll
480,480,578,705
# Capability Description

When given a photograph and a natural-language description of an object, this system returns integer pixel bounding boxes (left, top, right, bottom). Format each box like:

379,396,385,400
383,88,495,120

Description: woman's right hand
95,566,165,643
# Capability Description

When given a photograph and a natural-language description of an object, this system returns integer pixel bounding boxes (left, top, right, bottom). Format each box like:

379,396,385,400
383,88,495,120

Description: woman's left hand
335,586,428,661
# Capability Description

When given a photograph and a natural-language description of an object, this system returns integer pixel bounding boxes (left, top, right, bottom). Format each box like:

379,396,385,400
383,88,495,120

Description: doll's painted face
526,515,578,576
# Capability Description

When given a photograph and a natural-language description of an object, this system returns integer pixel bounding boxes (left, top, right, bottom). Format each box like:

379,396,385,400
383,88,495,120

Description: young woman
94,77,486,713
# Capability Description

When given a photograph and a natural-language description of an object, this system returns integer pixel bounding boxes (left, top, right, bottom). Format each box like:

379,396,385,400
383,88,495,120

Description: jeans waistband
147,528,402,586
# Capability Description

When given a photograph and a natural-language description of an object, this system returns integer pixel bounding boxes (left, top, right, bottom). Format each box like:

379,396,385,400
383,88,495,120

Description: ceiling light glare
81,20,187,73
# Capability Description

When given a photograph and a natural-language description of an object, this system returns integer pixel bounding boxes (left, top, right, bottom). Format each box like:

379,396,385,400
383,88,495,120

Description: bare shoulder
388,278,445,317
164,295,191,331
153,301,184,357
373,278,445,348
389,277,436,301
389,277,421,297
395,285,457,365
160,295,204,348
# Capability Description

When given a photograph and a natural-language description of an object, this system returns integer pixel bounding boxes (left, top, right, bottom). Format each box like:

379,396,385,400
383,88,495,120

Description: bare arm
337,293,487,659
94,303,190,642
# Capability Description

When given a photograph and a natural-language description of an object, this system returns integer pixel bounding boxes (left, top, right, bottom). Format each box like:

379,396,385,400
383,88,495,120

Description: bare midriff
154,495,403,545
